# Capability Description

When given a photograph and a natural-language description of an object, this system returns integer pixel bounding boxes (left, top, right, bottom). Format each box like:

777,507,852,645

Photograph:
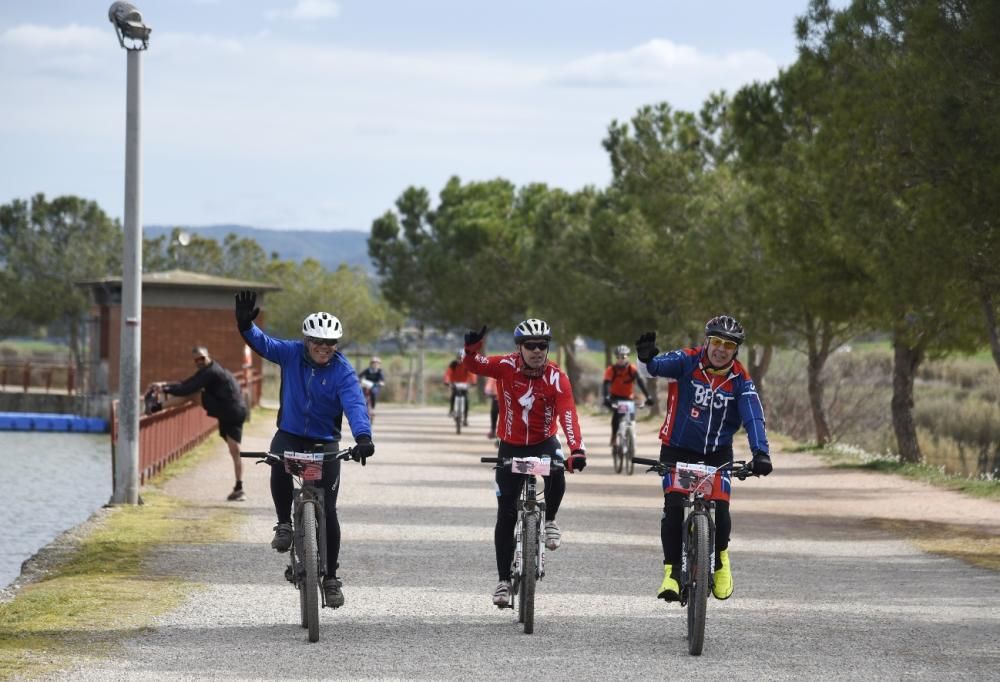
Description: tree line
367,0,1000,464
0,195,396,370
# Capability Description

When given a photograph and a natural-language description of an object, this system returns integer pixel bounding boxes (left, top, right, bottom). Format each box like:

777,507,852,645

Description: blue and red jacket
641,346,768,457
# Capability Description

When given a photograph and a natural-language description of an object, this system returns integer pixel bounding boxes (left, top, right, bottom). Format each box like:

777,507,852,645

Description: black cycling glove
352,435,375,465
234,290,259,332
566,450,587,473
750,450,772,476
464,326,487,346
635,331,659,364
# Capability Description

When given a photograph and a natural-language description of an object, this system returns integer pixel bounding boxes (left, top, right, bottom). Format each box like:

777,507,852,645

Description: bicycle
360,377,376,421
633,455,755,656
241,447,356,643
451,381,469,434
609,399,645,475
481,454,562,635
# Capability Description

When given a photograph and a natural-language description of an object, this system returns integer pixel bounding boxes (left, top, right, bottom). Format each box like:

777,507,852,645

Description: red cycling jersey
463,341,585,452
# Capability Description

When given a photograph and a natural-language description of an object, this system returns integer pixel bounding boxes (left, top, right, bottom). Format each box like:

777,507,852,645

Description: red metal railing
111,372,263,485
0,362,76,394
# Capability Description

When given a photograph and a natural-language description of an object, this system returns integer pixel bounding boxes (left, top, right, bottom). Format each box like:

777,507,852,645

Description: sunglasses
307,337,338,347
522,341,549,352
708,336,738,351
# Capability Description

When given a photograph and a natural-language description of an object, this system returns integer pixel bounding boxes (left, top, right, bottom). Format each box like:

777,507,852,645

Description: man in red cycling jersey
463,318,587,608
443,351,477,426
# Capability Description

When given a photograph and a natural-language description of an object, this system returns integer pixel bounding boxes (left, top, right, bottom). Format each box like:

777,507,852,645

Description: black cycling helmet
704,315,745,345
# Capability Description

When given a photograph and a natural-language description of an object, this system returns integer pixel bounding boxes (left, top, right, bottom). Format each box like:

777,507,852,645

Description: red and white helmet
302,312,343,340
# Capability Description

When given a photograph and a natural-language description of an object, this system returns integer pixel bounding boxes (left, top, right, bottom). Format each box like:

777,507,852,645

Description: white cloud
548,38,778,90
0,23,107,52
267,0,340,21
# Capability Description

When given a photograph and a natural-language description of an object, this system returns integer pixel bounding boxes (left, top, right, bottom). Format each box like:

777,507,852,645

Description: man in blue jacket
635,315,772,603
235,290,374,609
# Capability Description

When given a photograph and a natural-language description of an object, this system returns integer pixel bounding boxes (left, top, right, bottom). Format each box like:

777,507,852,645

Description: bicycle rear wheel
302,507,321,643
521,513,538,634
687,513,710,655
624,427,635,475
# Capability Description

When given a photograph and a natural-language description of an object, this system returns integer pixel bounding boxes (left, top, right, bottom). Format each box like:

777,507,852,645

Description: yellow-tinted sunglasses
708,336,738,351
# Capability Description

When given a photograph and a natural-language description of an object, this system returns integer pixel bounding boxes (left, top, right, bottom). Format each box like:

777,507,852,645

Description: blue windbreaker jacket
241,324,371,442
641,346,768,457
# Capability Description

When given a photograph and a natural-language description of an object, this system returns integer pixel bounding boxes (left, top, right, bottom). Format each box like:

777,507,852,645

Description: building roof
78,269,281,292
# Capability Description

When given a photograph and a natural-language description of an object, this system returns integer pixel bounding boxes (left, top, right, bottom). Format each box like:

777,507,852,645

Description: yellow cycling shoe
713,549,733,600
657,564,680,602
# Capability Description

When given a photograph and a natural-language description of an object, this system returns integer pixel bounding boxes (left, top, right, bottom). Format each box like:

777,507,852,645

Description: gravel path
46,405,1000,680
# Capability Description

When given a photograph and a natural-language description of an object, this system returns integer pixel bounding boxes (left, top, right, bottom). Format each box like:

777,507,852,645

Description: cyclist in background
358,356,386,419
443,350,476,426
484,376,499,440
602,344,653,446
463,319,587,608
635,315,772,603
235,290,375,609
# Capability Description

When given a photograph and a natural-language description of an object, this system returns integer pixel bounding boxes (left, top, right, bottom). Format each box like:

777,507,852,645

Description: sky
0,0,822,231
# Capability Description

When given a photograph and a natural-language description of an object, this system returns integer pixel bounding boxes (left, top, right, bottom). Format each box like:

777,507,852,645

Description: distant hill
144,225,373,272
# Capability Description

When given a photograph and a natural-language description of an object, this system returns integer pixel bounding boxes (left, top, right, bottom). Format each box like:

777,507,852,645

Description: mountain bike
609,399,645,475
242,447,355,643
482,455,561,634
452,381,469,434
360,378,376,421
633,456,754,656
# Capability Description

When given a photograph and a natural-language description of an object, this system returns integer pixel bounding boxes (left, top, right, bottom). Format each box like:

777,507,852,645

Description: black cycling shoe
324,577,344,608
271,522,292,552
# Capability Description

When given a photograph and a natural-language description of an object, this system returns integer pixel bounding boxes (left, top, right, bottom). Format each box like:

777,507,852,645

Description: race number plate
511,456,551,476
284,451,325,480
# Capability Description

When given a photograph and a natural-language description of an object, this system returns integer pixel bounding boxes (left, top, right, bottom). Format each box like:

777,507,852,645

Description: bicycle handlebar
481,456,566,470
241,448,354,464
633,457,756,480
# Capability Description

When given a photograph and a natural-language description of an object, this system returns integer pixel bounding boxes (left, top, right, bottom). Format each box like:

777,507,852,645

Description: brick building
79,270,279,402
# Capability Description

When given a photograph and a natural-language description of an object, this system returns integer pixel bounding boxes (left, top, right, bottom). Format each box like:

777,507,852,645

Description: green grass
0,339,70,357
0,440,240,680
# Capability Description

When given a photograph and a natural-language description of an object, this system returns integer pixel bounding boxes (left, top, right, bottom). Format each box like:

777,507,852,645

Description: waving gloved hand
565,450,587,473
234,290,260,332
464,325,487,347
635,331,659,364
352,435,375,466
749,450,772,476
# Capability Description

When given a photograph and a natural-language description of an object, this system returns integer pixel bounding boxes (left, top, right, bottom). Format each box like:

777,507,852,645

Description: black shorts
218,416,245,443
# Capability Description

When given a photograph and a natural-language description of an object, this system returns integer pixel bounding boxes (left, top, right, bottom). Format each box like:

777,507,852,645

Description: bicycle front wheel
521,513,538,634
455,396,463,434
687,513,710,655
624,427,635,475
302,507,321,643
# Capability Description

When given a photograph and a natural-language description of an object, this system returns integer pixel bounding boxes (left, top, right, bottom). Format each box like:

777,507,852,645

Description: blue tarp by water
0,412,107,433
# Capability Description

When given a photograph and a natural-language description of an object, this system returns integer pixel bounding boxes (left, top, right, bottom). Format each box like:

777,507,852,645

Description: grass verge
0,440,240,681
868,519,1000,571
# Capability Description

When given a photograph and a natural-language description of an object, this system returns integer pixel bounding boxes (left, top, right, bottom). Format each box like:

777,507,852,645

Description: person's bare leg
226,436,243,481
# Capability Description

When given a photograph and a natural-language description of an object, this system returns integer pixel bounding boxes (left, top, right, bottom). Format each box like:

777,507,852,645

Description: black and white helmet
614,345,630,356
704,315,745,345
302,312,343,340
514,318,551,343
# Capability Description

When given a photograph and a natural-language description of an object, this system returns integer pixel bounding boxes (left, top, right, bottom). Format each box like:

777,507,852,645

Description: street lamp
108,2,150,505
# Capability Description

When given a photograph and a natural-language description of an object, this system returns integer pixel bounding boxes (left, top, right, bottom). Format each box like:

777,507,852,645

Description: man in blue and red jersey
635,315,772,602
463,318,587,608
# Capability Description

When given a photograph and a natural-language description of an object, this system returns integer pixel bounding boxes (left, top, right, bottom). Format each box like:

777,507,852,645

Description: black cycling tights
661,496,730,570
269,430,343,578
494,437,566,581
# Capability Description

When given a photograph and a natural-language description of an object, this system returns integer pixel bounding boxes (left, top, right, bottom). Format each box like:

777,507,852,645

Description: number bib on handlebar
360,378,375,390
511,456,551,476
615,400,636,415
284,451,325,481
663,462,731,501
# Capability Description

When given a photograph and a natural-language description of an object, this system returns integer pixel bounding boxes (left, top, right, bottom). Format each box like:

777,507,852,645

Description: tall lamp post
108,2,150,505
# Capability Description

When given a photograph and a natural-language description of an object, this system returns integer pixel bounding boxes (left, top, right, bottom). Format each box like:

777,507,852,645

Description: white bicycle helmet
614,344,630,356
302,312,343,340
514,318,551,342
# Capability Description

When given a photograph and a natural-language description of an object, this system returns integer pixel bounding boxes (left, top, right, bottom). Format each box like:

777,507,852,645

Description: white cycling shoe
544,521,561,550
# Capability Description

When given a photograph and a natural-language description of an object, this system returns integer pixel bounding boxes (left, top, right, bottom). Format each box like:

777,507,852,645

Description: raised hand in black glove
565,450,587,473
749,450,772,476
635,331,659,363
352,435,375,466
464,325,487,347
234,290,259,332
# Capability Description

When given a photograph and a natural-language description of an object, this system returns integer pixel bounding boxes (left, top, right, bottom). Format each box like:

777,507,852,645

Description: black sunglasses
307,337,337,347
522,341,549,351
